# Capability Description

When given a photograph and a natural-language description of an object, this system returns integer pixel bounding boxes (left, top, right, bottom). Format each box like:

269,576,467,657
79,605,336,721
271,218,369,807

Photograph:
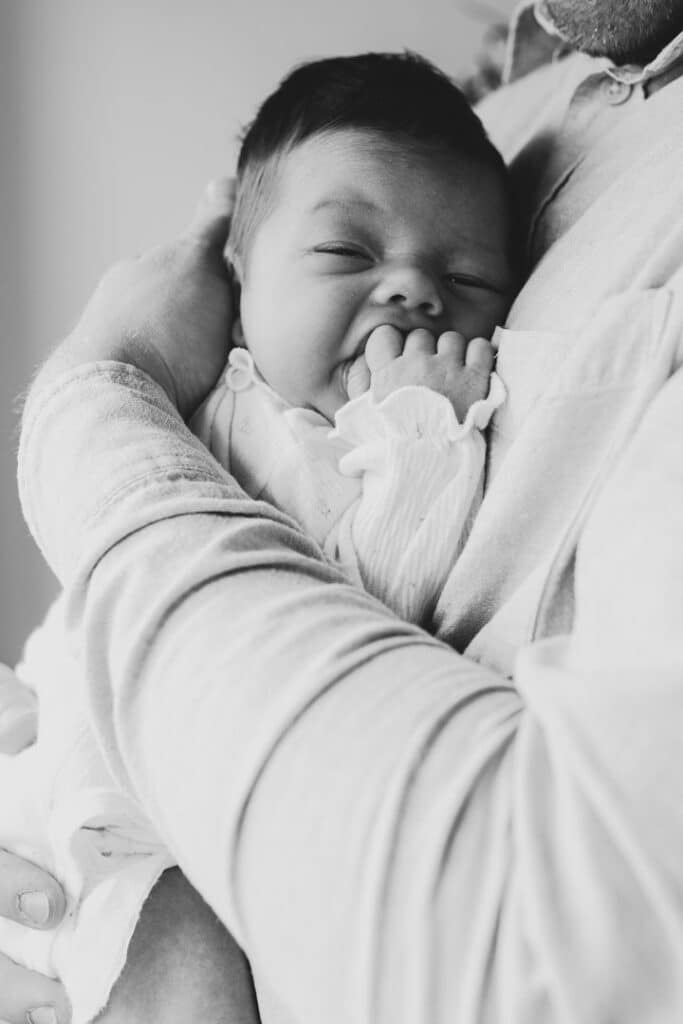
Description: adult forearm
20,362,683,1023
19,365,515,1017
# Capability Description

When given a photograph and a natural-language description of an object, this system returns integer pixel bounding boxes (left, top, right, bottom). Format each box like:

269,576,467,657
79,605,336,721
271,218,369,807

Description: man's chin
541,0,683,65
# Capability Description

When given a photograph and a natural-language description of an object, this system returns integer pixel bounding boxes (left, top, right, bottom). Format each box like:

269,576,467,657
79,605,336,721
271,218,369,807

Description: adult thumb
187,178,236,252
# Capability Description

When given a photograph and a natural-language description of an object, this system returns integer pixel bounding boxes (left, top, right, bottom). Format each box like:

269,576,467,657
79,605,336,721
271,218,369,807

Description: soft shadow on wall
0,0,517,663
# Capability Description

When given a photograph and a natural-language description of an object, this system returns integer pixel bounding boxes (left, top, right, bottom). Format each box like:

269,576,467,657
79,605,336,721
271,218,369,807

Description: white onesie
1,350,503,1023
193,348,505,624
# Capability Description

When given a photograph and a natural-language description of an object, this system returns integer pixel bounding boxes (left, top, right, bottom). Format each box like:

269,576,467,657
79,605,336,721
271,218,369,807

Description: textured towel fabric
6,361,500,1023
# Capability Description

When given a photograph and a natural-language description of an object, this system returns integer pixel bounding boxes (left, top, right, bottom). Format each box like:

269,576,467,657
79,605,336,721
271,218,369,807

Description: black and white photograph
1,1,682,1021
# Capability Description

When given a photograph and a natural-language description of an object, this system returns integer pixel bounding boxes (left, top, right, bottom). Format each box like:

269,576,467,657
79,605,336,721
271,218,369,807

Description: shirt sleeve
327,378,504,627
17,324,683,1024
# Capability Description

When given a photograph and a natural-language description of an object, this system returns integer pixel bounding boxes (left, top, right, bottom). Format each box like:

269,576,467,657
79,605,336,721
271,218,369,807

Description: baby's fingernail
18,890,51,926
27,1007,58,1024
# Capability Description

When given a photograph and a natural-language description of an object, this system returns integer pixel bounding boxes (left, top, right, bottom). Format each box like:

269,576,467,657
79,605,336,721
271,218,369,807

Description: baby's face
236,129,514,421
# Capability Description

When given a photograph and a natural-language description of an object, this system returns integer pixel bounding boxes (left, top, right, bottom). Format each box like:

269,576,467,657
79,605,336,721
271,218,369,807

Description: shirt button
603,78,633,104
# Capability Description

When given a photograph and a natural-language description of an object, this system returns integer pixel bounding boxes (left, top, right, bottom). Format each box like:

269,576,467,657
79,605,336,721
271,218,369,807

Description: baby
7,52,515,1024
192,51,514,626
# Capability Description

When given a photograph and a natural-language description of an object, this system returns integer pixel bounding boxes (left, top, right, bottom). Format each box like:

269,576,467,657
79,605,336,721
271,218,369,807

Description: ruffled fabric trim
217,349,505,459
331,373,506,449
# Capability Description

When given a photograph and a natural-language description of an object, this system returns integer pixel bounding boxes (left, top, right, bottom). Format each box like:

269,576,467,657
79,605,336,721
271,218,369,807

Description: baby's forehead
231,127,511,279
274,128,503,216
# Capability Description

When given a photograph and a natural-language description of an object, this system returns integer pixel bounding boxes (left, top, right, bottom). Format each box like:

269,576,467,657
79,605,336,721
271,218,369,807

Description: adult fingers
0,952,70,1024
0,666,38,755
0,850,66,930
365,325,403,373
402,328,436,355
186,178,236,252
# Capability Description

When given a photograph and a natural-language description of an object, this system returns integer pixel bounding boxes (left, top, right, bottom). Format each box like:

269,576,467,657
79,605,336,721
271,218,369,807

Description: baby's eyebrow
310,195,380,216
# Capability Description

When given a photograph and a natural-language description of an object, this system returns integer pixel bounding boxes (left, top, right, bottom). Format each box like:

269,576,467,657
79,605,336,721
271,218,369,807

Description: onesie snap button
224,348,257,391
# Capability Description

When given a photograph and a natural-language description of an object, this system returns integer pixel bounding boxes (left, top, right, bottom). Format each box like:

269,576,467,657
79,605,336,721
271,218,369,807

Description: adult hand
34,178,236,421
0,852,69,1024
0,666,70,1024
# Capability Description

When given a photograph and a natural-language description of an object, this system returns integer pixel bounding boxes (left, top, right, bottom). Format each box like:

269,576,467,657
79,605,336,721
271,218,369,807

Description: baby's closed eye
314,243,372,258
311,244,374,272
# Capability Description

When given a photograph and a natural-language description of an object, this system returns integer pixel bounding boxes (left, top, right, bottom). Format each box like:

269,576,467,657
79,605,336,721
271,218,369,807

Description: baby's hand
365,325,495,422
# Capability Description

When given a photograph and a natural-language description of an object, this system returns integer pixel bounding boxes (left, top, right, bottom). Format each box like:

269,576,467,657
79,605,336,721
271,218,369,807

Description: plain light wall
0,0,517,663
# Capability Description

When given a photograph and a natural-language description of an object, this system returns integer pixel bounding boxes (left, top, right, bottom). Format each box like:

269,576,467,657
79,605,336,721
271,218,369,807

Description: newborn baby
193,51,513,625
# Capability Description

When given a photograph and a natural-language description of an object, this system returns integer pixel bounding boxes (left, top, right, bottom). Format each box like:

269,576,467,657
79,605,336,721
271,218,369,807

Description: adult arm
18,191,683,1023
0,180,233,1024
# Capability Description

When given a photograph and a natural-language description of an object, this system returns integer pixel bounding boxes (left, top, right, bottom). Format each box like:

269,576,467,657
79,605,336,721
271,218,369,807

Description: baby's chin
314,392,348,424
306,358,367,423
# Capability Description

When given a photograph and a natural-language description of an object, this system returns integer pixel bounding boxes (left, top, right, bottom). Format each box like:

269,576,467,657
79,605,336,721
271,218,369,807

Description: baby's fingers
436,331,467,362
365,325,404,373
346,354,371,400
402,328,436,355
465,336,495,375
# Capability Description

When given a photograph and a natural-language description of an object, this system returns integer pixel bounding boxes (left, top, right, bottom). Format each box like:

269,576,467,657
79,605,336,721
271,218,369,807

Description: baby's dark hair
228,51,509,269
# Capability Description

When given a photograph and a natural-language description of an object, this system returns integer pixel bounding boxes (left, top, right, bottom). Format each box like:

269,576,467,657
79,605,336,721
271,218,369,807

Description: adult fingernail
18,890,51,926
207,178,236,202
26,1007,58,1024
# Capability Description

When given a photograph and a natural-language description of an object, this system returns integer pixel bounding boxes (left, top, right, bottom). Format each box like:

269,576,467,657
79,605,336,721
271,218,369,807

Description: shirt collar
504,0,683,86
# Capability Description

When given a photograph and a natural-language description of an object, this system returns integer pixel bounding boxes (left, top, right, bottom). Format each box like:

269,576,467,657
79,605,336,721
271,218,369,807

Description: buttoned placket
503,2,683,268
526,70,646,265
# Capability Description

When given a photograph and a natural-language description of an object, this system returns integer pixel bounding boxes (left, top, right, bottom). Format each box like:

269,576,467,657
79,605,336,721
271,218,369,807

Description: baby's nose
371,263,443,317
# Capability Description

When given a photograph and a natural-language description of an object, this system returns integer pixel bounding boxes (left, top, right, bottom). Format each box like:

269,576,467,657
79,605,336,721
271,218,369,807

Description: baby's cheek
477,297,509,339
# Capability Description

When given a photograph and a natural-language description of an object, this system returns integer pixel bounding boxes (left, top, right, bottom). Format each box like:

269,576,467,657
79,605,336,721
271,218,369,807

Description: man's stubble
544,0,683,64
